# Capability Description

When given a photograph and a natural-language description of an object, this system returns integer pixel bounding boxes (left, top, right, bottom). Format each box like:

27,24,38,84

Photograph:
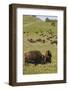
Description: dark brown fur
36,39,42,42
24,51,43,65
27,39,36,43
24,50,52,65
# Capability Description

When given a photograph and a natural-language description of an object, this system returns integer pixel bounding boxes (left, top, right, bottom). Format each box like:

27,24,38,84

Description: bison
27,39,36,43
42,39,45,43
36,39,42,42
40,34,43,36
51,40,57,44
24,50,52,65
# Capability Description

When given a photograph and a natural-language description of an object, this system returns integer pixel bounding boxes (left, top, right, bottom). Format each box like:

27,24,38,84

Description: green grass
23,15,57,75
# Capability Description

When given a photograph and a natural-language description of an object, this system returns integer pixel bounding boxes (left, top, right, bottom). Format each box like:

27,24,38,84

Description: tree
46,18,50,22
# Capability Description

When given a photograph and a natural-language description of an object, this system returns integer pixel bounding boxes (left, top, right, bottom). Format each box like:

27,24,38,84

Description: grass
23,63,57,74
23,15,57,75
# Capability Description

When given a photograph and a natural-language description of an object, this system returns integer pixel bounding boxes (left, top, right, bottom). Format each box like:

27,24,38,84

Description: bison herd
24,31,57,45
24,50,52,65
27,38,45,43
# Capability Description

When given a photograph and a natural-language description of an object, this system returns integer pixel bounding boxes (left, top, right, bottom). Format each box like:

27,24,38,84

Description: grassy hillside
23,15,57,34
23,15,57,75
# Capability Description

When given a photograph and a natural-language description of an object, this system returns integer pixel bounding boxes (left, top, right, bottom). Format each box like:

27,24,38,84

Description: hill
23,15,57,34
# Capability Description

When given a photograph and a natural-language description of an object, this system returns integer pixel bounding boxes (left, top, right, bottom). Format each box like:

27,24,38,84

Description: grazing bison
24,50,52,65
51,40,57,44
40,34,43,36
35,32,38,34
47,37,50,40
42,35,46,37
42,39,45,43
24,32,25,34
27,39,36,43
36,39,42,42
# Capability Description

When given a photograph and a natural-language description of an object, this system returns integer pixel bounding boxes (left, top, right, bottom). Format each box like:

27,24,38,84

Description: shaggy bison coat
24,50,52,65
24,51,43,65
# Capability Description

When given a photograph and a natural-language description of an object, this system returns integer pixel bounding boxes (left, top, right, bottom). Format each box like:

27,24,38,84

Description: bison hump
25,50,42,60
30,51,42,56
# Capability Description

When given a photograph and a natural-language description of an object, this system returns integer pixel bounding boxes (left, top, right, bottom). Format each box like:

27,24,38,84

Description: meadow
23,15,57,75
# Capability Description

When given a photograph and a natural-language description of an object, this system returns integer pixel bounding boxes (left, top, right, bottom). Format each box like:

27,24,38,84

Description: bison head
44,50,52,63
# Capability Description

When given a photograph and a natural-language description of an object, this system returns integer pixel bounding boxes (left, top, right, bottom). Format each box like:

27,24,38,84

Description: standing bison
24,50,52,65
